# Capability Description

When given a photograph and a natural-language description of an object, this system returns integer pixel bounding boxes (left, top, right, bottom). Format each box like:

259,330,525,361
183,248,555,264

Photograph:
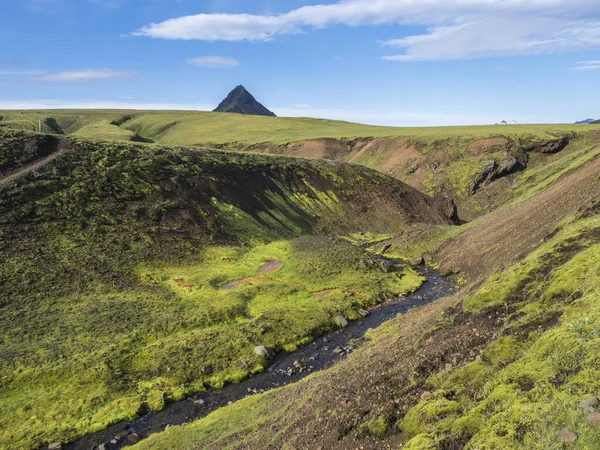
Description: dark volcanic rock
214,85,276,117
522,136,570,154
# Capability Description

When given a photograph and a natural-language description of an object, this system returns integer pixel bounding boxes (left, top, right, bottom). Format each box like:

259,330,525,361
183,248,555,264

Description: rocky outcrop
467,142,529,195
521,136,571,154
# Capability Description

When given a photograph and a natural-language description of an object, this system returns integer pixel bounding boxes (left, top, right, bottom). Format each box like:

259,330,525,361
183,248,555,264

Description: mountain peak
213,86,276,117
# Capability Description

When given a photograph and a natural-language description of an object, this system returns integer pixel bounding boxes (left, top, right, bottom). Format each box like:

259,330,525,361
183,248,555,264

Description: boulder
254,346,270,358
358,310,369,318
48,444,62,450
578,397,599,411
127,434,140,444
412,256,424,266
423,254,433,264
379,260,390,273
98,445,108,450
586,412,600,426
556,430,577,443
335,316,349,328
135,402,149,416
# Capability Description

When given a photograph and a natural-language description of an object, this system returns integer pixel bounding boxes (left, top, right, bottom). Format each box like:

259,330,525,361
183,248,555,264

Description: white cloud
186,56,240,68
26,69,138,82
132,0,600,60
570,60,600,70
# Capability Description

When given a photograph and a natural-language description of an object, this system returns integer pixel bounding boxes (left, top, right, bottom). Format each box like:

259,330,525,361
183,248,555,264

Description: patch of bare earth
437,153,600,280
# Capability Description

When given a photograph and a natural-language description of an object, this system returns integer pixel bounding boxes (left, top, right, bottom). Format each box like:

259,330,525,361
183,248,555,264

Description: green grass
1,110,599,147
71,120,137,141
0,237,424,450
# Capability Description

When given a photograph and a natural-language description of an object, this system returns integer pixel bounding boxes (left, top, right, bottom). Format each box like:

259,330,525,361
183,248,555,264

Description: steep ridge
245,132,600,221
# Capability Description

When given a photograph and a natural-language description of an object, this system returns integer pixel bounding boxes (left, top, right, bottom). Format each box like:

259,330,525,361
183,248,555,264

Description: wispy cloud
132,0,600,61
26,69,138,82
186,56,240,68
570,60,600,70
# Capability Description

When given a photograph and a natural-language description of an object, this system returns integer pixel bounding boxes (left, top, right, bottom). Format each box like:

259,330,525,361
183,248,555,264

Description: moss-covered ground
399,211,600,449
0,128,438,449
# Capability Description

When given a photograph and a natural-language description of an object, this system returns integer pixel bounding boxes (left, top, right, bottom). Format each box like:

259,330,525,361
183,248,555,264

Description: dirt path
0,138,68,189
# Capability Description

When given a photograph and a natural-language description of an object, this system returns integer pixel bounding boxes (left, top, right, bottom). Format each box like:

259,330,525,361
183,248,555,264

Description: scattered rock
412,256,424,266
192,399,205,406
127,434,140,444
557,430,577,443
333,347,343,354
201,365,213,375
380,243,392,255
98,444,108,450
379,260,390,273
586,411,600,426
578,397,599,411
254,346,270,358
48,443,62,450
423,254,433,264
136,402,149,416
335,316,348,328
358,310,369,318
238,360,249,369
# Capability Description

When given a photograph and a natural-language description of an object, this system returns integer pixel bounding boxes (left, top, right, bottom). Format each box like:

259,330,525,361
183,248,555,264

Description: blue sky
1,0,599,126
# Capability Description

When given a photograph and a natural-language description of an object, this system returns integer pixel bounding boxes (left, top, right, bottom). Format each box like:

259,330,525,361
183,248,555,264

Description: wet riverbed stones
335,316,349,328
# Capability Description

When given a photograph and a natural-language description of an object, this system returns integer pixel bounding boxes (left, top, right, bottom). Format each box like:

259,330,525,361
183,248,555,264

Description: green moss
399,395,462,436
392,210,600,449
366,415,388,438
403,433,437,450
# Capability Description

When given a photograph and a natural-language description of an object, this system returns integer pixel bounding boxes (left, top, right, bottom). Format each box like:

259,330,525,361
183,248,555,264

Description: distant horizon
0,99,594,129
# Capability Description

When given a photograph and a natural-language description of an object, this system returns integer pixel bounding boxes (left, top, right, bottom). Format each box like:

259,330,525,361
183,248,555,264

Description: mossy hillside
0,128,60,175
496,134,600,209
71,119,139,142
398,210,600,449
0,133,443,448
1,135,448,300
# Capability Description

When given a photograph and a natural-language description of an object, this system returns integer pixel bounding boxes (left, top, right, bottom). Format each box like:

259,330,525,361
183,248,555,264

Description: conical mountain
213,85,276,117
